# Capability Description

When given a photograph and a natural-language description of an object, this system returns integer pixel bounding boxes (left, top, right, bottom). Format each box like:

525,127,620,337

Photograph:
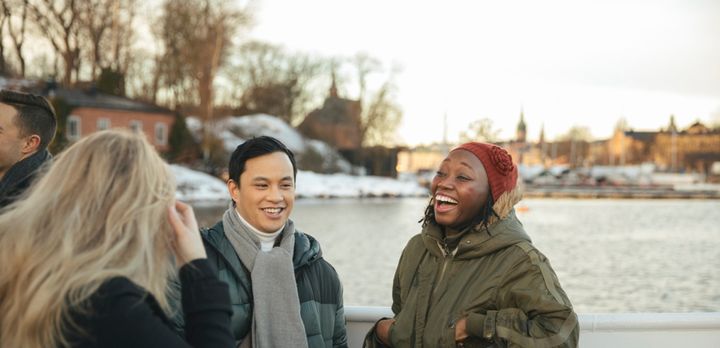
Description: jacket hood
292,229,323,270
422,209,531,260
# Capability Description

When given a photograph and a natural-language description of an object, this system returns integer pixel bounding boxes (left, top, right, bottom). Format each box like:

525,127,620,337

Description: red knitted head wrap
453,142,518,202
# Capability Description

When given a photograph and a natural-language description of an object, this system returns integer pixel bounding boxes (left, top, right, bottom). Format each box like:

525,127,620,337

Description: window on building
67,115,81,140
155,123,168,146
97,118,110,131
129,120,143,133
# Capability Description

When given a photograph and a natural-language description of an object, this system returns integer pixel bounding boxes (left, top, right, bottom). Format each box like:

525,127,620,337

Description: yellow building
600,117,720,173
396,145,449,173
652,121,720,172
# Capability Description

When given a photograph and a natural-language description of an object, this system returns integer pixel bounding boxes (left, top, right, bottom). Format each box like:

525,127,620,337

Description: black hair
0,90,57,150
228,135,297,185
420,194,499,233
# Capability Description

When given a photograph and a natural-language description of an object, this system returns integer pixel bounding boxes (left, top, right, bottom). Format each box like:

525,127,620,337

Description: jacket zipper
433,241,453,298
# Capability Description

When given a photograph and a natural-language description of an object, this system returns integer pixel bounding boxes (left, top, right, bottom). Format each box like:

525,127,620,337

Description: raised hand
168,200,206,266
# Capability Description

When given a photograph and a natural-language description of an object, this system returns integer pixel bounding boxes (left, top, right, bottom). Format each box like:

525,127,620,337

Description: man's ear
227,179,240,203
21,134,41,156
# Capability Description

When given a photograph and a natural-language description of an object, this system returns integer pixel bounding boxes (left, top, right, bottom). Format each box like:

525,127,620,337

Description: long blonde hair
0,129,177,348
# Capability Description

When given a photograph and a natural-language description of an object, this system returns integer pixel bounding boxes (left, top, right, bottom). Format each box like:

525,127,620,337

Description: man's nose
266,185,284,202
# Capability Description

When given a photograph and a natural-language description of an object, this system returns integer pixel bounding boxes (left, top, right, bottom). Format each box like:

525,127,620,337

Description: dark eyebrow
458,161,474,170
252,176,294,182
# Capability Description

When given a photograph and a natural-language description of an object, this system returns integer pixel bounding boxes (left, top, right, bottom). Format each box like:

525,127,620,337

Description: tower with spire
298,71,362,151
667,114,678,133
539,123,547,164
329,70,339,98
517,109,527,143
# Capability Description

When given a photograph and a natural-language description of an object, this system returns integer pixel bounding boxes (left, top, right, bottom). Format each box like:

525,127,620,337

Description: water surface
195,198,720,313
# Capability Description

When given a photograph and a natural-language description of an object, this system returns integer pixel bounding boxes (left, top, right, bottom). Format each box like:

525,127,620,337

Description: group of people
0,89,579,347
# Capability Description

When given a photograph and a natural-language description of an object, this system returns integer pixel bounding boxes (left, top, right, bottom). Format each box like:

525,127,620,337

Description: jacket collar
422,209,531,259
0,149,51,194
202,220,323,273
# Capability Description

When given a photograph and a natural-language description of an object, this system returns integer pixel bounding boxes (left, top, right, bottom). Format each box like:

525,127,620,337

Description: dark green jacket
202,221,348,348
368,210,578,347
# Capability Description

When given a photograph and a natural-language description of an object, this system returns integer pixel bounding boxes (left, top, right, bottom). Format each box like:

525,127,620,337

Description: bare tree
26,0,82,85
460,118,501,143
72,0,136,87
559,125,593,141
157,0,250,159
4,0,29,77
614,117,629,133
110,0,136,75
77,0,113,80
350,53,403,146
230,41,327,125
0,4,8,74
360,80,402,146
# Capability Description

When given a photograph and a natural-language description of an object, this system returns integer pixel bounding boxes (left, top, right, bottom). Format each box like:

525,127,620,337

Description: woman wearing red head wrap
366,142,579,348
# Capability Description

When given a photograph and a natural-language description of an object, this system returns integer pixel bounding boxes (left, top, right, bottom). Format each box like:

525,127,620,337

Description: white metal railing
344,306,720,348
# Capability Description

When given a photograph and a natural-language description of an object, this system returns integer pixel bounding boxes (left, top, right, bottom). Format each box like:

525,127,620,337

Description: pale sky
248,0,720,145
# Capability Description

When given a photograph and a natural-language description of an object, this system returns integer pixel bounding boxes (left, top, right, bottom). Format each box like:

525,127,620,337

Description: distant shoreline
523,185,720,199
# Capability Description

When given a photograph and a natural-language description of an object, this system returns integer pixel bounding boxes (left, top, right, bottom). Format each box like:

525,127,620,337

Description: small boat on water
344,306,720,348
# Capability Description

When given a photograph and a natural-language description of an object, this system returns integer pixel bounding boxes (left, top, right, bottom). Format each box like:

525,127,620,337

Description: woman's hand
455,317,469,342
168,201,206,266
375,318,395,346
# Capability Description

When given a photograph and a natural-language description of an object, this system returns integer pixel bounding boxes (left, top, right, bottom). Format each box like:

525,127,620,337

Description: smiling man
0,90,57,208
200,136,347,348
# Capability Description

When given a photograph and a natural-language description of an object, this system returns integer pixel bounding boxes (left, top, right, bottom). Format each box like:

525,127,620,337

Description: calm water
194,198,720,313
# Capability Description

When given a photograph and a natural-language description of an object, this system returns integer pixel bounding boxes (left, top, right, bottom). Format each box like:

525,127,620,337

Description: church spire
516,108,527,143
329,70,338,98
668,114,677,133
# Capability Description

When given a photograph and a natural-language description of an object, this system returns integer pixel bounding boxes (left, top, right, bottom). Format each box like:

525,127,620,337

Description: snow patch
171,165,228,205
187,114,352,173
172,165,428,204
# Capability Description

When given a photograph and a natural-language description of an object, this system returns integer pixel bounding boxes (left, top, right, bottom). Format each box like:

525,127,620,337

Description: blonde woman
0,130,235,348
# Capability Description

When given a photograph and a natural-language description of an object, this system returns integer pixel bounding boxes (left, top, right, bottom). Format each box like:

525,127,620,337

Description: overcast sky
249,0,720,145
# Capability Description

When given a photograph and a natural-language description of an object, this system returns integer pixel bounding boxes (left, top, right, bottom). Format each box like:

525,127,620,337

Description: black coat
68,259,235,348
0,149,51,208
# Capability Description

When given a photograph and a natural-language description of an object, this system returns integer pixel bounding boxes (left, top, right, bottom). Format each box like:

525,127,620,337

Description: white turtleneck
235,210,284,252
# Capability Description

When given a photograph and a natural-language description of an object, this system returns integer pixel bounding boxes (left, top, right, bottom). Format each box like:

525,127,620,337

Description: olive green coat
368,210,579,347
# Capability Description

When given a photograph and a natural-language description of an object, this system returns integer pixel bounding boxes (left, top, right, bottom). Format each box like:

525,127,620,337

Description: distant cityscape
398,112,720,180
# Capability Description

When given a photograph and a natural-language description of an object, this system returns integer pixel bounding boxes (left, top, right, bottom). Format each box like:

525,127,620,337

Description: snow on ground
172,165,428,204
178,114,426,202
219,114,307,153
171,165,228,205
296,171,428,198
187,114,305,153
186,114,353,173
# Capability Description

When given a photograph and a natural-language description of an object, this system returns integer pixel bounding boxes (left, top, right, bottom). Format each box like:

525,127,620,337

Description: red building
48,87,175,152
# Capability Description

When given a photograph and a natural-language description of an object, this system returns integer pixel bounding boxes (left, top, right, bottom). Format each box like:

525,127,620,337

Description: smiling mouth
435,194,458,206
262,207,285,215
434,194,458,214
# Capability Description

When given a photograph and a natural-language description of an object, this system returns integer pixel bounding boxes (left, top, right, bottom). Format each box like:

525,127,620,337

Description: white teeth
435,195,458,204
263,208,282,214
